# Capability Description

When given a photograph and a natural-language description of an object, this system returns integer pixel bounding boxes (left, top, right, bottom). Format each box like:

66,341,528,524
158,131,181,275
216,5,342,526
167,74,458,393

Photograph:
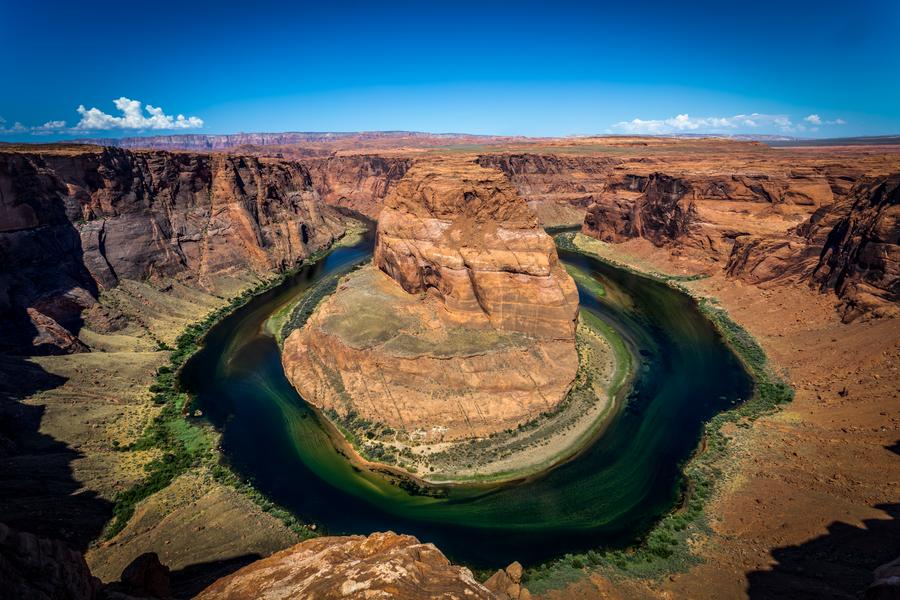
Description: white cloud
0,98,204,137
612,112,800,135
74,97,203,131
0,117,27,134
612,112,849,135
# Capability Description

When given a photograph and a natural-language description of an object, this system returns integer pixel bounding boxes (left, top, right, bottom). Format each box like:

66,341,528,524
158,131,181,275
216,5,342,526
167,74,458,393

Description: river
180,230,752,568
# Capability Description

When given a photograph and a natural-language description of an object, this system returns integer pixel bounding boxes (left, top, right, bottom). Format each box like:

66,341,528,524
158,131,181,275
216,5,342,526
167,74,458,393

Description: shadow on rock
746,503,900,599
167,554,262,599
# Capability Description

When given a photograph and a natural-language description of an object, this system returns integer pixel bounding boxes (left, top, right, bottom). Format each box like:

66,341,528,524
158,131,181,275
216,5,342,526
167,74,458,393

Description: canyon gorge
1,134,897,599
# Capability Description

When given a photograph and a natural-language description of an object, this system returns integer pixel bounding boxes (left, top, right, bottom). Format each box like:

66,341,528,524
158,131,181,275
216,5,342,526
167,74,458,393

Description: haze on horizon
2,0,898,141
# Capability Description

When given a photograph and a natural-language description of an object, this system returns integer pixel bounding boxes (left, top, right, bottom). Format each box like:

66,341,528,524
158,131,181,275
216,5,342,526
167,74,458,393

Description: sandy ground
540,235,899,599
88,469,299,597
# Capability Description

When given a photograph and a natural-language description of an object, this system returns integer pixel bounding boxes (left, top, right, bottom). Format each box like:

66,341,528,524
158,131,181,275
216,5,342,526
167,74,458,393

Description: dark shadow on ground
168,553,262,598
0,355,113,550
746,503,900,599
886,439,900,457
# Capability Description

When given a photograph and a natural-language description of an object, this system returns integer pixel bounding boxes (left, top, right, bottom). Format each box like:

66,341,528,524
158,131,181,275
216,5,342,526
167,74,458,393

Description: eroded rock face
374,160,579,339
283,159,579,440
305,155,412,218
0,147,346,354
582,173,696,247
726,174,899,320
196,532,496,600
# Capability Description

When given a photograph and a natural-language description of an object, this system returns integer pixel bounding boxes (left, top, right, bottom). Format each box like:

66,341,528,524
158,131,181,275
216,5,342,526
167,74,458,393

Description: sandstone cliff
374,160,579,339
196,532,496,600
582,173,697,247
283,159,579,440
304,154,411,218
477,153,618,225
0,147,346,354
727,174,899,320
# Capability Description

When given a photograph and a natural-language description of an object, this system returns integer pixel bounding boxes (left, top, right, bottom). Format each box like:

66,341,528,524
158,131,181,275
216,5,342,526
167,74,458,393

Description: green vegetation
524,231,794,593
565,263,607,297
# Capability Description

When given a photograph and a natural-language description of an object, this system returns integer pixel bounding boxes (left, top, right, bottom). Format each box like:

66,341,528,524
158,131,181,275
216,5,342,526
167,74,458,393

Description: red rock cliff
0,147,346,354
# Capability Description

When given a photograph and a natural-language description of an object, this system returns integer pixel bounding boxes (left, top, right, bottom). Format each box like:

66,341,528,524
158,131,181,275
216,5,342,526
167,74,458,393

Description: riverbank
530,234,898,600
80,224,371,585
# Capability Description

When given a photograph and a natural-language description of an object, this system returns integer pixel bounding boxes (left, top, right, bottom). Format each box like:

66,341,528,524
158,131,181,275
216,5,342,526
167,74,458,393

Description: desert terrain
1,134,897,599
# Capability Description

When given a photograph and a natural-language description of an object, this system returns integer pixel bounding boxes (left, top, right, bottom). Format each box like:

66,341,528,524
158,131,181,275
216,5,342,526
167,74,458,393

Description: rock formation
582,173,696,247
196,532,496,600
374,160,579,338
283,159,579,440
483,561,532,600
304,154,411,218
0,146,347,354
727,174,899,320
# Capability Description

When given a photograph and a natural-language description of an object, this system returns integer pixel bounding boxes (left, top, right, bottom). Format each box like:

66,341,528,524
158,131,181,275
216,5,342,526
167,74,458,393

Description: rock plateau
283,159,579,441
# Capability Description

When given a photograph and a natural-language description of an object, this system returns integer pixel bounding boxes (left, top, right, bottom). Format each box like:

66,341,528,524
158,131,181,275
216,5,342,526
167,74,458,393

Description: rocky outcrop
283,159,579,440
483,562,532,600
374,160,579,339
196,532,496,600
304,154,412,218
726,174,899,320
582,173,697,247
808,175,899,319
0,147,346,354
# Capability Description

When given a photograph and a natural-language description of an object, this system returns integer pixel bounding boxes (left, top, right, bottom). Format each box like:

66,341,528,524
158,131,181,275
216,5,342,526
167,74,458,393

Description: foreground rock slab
196,532,495,600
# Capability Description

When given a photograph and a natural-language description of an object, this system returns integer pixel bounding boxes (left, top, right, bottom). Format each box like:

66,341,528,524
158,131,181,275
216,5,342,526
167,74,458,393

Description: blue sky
2,0,898,139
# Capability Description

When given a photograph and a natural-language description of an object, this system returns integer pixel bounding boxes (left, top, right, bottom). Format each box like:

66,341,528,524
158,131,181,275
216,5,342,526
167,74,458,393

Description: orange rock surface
283,159,579,440
196,532,495,600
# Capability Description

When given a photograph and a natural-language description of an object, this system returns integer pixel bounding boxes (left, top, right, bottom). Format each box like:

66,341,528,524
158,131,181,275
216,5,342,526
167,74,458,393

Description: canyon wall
727,174,899,320
582,173,697,247
0,147,346,355
303,154,412,218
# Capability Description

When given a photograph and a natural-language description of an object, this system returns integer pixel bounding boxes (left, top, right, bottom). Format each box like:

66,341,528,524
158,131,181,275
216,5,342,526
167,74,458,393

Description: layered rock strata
283,160,579,440
582,173,696,247
0,147,346,354
301,154,411,218
726,174,899,320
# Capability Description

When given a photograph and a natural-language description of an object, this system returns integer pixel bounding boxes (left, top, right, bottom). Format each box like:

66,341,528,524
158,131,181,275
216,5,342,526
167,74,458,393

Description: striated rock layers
727,174,899,320
304,154,412,218
196,532,497,600
0,147,346,354
582,173,696,247
283,160,579,440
